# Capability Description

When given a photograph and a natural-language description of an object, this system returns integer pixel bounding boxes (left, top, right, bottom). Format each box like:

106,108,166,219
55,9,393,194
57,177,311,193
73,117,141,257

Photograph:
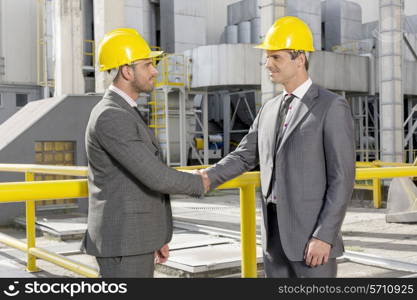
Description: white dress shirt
109,84,138,108
281,77,312,134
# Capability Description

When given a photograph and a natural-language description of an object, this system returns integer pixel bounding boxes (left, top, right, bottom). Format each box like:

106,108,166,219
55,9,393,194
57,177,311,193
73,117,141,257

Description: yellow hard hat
255,16,315,52
98,28,163,72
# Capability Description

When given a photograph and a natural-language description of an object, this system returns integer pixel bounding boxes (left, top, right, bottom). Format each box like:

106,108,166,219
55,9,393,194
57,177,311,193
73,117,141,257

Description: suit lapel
104,90,162,152
276,84,319,155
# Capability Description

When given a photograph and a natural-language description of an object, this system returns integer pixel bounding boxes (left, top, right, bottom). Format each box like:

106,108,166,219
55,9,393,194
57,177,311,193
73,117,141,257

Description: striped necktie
275,94,296,151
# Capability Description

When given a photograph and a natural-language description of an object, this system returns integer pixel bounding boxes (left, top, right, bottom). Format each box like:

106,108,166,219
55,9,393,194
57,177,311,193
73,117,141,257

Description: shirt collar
283,77,312,100
109,84,138,107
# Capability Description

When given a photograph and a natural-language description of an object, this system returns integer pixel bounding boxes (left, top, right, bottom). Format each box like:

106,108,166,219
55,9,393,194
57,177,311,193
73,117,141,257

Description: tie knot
283,94,295,107
285,93,295,100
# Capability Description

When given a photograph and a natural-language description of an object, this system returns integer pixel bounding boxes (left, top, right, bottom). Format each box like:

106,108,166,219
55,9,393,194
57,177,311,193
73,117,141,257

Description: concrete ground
1,190,417,278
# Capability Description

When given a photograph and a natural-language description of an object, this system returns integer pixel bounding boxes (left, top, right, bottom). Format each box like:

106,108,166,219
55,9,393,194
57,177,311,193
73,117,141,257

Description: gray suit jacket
82,89,204,257
206,84,355,261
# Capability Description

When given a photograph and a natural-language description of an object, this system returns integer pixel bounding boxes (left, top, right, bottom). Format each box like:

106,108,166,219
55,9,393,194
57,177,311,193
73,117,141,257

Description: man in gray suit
82,28,208,277
199,16,355,277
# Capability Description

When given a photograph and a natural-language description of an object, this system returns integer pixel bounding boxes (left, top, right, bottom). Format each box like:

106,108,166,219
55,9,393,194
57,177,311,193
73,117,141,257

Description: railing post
25,172,39,272
372,178,382,208
239,184,257,278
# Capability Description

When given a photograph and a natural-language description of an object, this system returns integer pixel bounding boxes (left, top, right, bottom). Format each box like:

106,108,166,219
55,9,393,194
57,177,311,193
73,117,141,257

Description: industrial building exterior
0,0,416,225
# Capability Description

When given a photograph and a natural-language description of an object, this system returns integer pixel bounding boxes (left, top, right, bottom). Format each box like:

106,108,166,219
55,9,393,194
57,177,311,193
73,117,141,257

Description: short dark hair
288,50,309,71
108,63,137,83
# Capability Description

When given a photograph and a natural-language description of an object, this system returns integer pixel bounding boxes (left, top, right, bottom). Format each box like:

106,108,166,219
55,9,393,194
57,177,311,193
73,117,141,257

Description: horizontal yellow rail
354,184,374,190
29,247,98,278
217,172,261,189
356,161,411,168
0,180,88,203
7,168,413,201
356,166,417,180
0,233,98,277
0,232,27,252
0,164,87,176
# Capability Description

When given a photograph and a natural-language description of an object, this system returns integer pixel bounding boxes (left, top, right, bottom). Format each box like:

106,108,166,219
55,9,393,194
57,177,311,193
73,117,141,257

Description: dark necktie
274,94,296,151
133,106,148,124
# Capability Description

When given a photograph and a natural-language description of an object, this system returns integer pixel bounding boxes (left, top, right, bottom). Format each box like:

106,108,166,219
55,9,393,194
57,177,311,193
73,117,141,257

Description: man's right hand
192,170,211,193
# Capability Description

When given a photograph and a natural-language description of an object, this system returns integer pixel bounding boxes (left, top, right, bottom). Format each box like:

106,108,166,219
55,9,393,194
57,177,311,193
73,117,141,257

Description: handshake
192,169,211,194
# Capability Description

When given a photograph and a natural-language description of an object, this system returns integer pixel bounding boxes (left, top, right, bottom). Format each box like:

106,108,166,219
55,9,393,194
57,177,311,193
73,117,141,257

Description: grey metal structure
0,94,101,225
227,0,260,26
323,0,363,51
404,95,417,162
221,90,260,156
0,85,42,125
238,21,251,44
226,25,238,44
187,89,259,164
349,95,380,161
225,0,261,46
250,17,261,44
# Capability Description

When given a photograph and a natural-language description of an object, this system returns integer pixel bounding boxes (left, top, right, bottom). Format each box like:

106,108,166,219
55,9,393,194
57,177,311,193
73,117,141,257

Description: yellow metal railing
148,90,166,137
0,164,93,276
2,163,417,278
155,54,186,87
355,160,417,208
84,39,95,67
148,52,187,136
149,48,165,136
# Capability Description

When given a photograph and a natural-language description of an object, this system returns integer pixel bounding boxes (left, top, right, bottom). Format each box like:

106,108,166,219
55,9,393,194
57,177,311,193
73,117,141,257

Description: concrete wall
93,0,124,92
54,0,85,96
0,0,37,85
125,0,156,46
161,0,206,53
173,0,206,52
0,95,101,225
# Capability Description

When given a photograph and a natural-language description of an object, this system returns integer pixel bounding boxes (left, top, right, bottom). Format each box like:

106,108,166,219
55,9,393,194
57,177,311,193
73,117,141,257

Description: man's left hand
154,244,169,264
304,238,331,267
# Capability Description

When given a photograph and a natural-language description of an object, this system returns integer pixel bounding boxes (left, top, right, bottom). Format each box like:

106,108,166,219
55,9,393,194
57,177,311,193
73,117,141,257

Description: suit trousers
263,203,337,278
96,253,155,278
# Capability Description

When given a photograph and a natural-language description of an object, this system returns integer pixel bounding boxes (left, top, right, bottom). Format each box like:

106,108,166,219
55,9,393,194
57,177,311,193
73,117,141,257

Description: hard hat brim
99,51,164,71
254,43,315,52
148,51,164,58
